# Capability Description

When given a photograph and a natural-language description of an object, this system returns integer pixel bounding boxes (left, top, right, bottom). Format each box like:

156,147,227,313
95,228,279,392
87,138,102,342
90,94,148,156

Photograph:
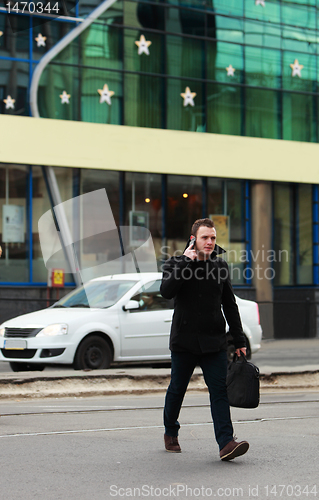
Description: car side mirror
122,300,139,311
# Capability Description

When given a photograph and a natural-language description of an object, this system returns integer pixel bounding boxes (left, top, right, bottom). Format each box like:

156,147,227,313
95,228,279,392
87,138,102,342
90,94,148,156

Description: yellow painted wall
0,114,318,184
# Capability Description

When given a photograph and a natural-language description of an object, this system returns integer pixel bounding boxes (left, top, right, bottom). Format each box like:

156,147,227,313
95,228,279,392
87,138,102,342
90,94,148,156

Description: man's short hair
191,218,215,237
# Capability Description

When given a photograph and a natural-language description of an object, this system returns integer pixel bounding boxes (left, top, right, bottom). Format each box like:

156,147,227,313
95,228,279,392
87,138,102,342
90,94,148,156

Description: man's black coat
160,251,246,354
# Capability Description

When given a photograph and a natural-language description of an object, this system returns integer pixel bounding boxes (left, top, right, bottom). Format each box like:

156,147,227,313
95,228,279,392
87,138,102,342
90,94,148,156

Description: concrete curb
0,369,319,399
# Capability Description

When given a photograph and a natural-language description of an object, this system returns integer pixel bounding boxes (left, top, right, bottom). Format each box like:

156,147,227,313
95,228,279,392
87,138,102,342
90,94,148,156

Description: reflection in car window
130,280,174,312
53,280,137,309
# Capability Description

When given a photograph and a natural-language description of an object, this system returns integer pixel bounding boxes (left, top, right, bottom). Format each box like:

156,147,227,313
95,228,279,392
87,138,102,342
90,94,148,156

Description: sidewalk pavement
0,338,319,399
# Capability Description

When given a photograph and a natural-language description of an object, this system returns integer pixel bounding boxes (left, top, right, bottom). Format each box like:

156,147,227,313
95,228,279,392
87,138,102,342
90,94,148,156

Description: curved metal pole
30,0,118,118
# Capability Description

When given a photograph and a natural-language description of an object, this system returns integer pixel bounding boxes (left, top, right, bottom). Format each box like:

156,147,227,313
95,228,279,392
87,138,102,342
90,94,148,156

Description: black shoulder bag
226,353,260,409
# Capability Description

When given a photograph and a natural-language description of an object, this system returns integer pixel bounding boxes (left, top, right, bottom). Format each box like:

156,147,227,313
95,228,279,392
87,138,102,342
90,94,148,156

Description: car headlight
36,324,68,337
0,327,5,337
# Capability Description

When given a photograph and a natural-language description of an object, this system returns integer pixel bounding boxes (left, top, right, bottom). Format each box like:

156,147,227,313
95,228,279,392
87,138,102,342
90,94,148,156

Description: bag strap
232,352,248,363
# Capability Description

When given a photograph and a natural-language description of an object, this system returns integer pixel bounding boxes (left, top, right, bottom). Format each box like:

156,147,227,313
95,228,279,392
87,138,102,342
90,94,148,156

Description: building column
251,181,274,338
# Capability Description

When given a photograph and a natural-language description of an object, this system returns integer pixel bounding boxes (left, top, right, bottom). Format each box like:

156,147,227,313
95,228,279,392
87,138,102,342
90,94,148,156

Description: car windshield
53,280,137,309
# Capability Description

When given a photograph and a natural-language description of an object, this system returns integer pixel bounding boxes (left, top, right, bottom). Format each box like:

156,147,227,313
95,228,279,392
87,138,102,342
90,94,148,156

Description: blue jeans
164,350,233,451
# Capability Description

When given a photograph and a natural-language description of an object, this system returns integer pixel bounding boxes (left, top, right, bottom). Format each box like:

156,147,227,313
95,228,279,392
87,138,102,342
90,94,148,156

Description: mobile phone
190,236,196,249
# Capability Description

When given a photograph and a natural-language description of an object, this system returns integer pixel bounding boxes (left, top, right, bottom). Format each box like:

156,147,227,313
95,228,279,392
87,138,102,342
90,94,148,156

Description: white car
0,273,262,371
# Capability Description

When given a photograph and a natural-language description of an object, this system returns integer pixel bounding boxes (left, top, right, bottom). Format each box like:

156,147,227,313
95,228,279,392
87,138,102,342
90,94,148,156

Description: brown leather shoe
164,434,181,453
220,439,249,461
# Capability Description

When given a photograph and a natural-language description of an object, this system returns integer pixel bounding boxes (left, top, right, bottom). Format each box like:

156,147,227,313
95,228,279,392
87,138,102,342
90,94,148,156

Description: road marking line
0,415,317,439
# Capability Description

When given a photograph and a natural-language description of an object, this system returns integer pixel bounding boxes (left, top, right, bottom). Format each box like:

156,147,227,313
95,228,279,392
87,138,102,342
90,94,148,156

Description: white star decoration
226,65,236,77
255,0,265,6
290,59,304,77
180,87,197,107
135,35,152,56
60,91,71,104
97,84,115,105
3,95,15,109
35,33,46,47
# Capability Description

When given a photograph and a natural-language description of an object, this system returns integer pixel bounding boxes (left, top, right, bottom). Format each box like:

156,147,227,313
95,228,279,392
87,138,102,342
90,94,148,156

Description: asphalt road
0,391,318,500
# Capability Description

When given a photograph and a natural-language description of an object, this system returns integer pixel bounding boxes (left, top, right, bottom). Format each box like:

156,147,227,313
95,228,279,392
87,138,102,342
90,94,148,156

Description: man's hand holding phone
184,236,197,260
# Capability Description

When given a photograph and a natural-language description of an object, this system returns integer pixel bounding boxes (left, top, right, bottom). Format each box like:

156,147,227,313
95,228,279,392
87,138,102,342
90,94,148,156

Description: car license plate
3,339,27,350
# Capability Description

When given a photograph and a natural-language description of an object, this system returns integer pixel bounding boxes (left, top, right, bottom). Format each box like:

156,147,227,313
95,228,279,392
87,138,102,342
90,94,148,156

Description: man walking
160,218,249,461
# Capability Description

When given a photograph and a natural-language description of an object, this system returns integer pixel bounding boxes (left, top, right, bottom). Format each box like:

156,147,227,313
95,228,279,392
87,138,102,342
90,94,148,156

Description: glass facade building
1,0,319,338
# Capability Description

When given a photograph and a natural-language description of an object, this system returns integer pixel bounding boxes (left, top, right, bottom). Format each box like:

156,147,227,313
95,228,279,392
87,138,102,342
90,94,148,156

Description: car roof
91,272,162,283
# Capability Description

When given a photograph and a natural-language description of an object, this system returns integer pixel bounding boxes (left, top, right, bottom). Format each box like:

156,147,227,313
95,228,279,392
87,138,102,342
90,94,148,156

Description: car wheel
73,335,112,370
9,362,45,372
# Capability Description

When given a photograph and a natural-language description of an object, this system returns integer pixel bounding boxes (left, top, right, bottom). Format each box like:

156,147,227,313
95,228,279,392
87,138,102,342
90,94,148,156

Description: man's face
195,226,216,260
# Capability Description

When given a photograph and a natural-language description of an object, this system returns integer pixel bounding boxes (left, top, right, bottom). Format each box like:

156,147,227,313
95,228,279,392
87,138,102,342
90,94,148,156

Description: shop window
166,174,202,256
0,165,28,283
207,179,246,285
273,183,313,286
125,172,162,265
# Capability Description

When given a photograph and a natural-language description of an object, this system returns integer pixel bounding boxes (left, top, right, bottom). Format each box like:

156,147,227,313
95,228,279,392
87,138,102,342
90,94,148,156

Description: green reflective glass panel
282,27,317,53
206,13,216,39
38,64,81,120
283,93,316,142
212,0,243,16
207,41,243,83
125,1,164,30
245,20,281,49
297,184,313,285
165,7,205,36
124,74,164,128
207,84,242,135
245,88,281,139
0,13,29,58
167,35,204,79
82,25,123,70
290,0,315,5
245,47,281,88
96,1,123,22
39,66,122,123
215,16,244,44
0,60,29,116
32,21,75,62
124,29,163,74
166,0,207,8
282,1,316,29
81,69,122,124
54,24,123,70
244,0,280,23
282,51,316,92
167,79,205,132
